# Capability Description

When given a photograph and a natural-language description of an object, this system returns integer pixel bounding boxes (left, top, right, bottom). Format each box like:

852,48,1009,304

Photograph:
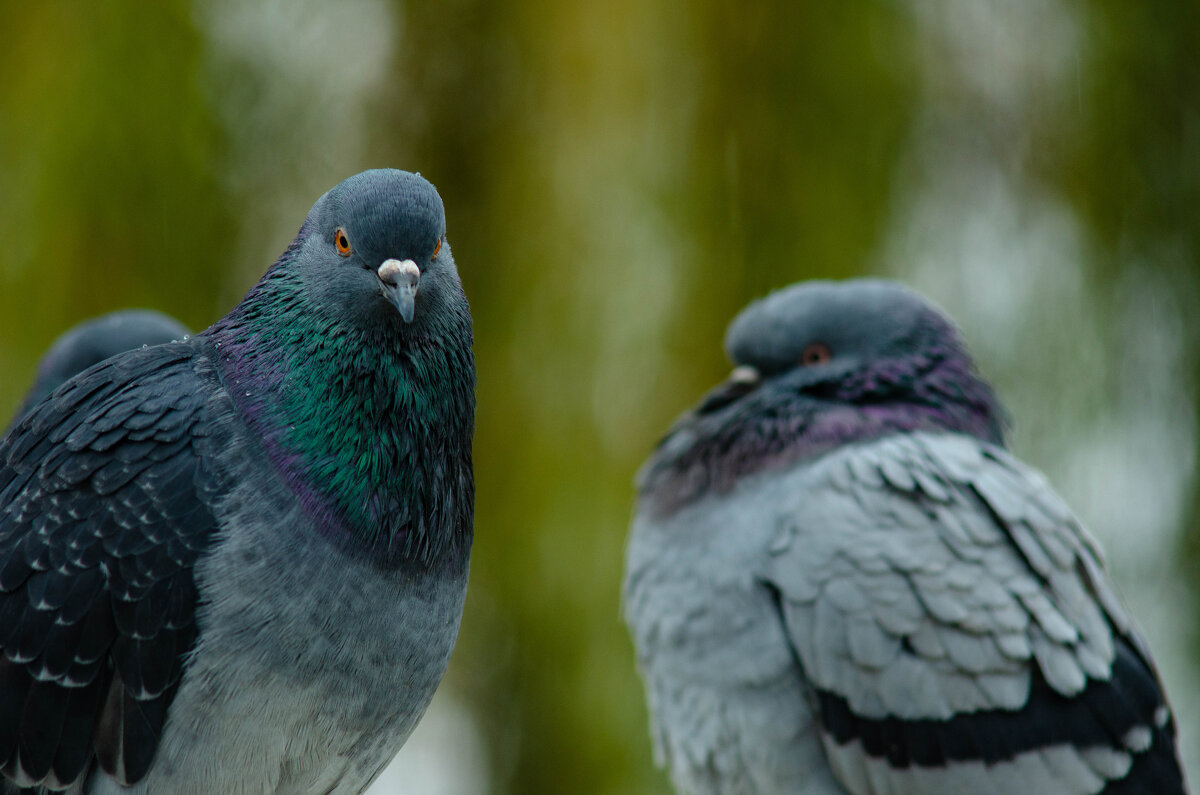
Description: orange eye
432,237,443,260
334,227,353,257
799,342,832,367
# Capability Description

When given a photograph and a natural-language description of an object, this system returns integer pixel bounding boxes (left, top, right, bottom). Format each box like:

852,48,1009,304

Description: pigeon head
282,169,454,328
10,310,190,429
702,280,1005,437
642,279,1005,511
726,279,952,379
209,169,475,566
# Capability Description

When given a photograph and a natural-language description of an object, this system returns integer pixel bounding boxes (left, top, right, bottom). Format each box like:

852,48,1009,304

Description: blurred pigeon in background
6,310,190,434
625,279,1185,794
0,169,475,793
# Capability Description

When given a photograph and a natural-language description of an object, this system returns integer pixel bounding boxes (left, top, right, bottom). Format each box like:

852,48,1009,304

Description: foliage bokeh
0,2,1196,793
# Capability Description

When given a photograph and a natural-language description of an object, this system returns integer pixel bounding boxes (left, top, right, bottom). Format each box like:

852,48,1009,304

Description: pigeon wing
763,432,1184,794
0,342,223,789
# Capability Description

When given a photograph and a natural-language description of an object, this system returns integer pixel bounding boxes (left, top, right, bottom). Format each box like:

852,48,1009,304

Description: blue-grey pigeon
624,279,1185,794
6,310,190,434
0,169,475,793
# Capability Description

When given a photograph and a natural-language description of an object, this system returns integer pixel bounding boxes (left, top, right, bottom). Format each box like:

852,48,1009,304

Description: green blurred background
1,2,1197,792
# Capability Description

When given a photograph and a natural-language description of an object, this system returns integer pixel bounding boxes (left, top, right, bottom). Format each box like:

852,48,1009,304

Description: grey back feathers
625,278,1186,794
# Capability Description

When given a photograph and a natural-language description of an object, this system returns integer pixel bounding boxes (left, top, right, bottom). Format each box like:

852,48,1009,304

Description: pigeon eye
432,237,443,260
334,227,353,257
799,343,832,367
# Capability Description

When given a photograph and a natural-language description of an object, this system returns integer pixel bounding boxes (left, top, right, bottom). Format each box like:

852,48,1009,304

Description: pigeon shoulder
0,337,234,789
768,432,1180,793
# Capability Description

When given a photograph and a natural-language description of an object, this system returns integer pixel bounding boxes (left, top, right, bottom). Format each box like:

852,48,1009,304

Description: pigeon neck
641,353,1004,515
828,352,1006,442
207,270,475,570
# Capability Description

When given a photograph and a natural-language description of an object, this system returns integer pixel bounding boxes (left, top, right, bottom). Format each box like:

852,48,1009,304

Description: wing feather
763,432,1184,794
0,343,225,789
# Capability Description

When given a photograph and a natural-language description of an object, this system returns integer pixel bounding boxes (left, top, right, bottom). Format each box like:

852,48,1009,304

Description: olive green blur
1,2,1197,793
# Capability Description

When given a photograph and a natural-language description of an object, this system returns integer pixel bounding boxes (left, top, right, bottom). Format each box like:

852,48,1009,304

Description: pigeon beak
377,259,421,323
694,364,761,414
727,365,761,387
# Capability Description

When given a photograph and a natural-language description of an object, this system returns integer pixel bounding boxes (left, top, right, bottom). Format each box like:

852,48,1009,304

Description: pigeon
0,169,475,793
624,279,1185,794
6,310,191,434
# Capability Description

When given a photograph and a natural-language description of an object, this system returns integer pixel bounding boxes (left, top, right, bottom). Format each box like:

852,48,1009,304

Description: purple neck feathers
640,351,1005,514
